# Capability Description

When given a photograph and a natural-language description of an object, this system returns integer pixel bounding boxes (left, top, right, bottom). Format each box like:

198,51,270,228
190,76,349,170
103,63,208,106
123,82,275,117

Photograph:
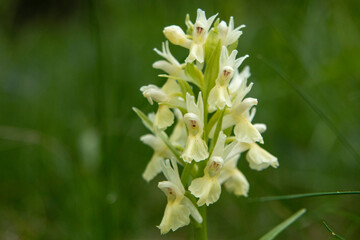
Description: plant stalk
193,206,207,240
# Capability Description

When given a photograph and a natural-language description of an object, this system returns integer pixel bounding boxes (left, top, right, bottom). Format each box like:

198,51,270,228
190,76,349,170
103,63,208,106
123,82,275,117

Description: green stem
203,93,209,143
181,161,195,187
193,206,207,240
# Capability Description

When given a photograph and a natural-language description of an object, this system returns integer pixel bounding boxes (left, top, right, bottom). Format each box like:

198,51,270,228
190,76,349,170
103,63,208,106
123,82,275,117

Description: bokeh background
1,0,359,239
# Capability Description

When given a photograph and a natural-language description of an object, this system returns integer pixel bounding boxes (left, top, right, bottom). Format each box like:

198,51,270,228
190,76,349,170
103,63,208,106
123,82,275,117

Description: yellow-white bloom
140,84,167,105
189,157,223,206
189,132,227,206
219,153,249,197
163,9,217,63
153,41,186,78
169,109,187,149
220,97,263,144
154,104,174,130
140,78,183,107
246,143,278,170
158,159,202,234
181,92,209,162
237,124,279,171
208,46,248,111
186,9,217,63
140,79,184,130
218,17,245,46
141,134,173,182
228,66,252,100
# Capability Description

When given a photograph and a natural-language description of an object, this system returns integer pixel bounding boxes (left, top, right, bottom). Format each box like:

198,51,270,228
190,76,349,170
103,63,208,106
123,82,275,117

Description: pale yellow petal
246,144,279,171
169,110,187,148
162,78,181,95
208,85,231,111
212,131,226,157
224,169,249,197
189,176,221,206
186,43,204,63
181,135,209,163
154,105,174,130
158,200,191,234
234,117,263,143
181,197,203,223
140,134,162,150
142,154,163,182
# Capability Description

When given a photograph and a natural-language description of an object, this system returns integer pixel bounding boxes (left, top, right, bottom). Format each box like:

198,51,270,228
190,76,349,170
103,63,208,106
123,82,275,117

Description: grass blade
250,191,360,202
259,208,306,240
257,55,360,165
323,220,345,240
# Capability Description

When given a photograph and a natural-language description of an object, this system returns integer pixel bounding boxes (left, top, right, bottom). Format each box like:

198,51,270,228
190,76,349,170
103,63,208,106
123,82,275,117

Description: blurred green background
0,0,359,239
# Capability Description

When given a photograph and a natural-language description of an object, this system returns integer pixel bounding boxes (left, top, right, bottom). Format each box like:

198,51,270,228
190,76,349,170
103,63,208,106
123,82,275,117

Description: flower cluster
134,9,278,235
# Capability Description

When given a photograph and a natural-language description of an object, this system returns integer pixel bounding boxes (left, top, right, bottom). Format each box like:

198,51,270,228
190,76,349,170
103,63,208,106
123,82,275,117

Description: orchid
141,134,173,182
134,8,279,238
218,16,246,46
189,132,226,206
158,159,202,234
164,9,217,63
181,92,209,163
208,46,248,111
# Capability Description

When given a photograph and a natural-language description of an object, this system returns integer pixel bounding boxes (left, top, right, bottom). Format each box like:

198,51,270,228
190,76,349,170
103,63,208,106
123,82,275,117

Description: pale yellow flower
208,46,248,111
158,159,202,234
237,123,279,171
181,92,209,162
219,153,249,197
164,9,217,63
140,79,184,130
218,16,246,46
141,134,173,182
189,132,227,206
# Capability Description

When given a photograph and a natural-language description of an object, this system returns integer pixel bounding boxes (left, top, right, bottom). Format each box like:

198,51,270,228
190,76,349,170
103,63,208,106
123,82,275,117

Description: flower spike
134,9,279,236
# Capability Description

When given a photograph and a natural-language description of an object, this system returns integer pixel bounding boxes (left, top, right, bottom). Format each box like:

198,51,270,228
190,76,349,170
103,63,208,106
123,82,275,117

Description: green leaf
208,108,225,156
185,63,205,89
177,78,194,98
185,14,193,35
132,107,153,132
205,110,222,134
204,19,220,62
181,161,195,187
259,208,306,240
223,126,233,136
204,40,221,99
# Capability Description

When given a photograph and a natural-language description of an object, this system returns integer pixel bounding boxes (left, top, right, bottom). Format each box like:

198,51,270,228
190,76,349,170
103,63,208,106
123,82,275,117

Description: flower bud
163,25,191,48
218,20,228,40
